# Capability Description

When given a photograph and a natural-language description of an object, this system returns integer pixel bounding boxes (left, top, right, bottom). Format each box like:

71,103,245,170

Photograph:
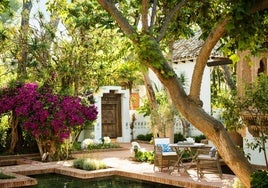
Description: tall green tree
96,0,268,187
1,0,143,152
46,0,141,94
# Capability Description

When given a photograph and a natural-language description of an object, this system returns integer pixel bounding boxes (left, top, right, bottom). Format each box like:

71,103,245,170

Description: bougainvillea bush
0,83,98,160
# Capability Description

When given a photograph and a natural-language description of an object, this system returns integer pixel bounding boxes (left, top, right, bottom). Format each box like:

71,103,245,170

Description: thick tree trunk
96,1,266,187
9,112,19,153
145,40,254,187
37,139,59,161
9,0,33,155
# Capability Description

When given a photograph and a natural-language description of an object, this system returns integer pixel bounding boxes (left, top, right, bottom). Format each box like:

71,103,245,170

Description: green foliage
0,115,9,152
86,143,121,150
73,158,107,171
174,132,186,143
193,134,206,143
246,136,268,153
251,170,268,188
71,141,82,151
46,0,140,93
136,35,167,71
73,158,86,169
137,89,177,117
0,0,20,23
233,74,268,167
217,90,244,131
242,74,268,115
136,99,151,117
135,132,186,144
225,1,268,53
136,133,153,142
134,150,154,164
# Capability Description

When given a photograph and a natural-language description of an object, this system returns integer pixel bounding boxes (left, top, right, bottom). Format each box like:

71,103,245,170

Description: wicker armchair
196,147,222,179
153,138,178,172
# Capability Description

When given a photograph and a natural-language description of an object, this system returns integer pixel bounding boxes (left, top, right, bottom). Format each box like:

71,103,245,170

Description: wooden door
101,92,122,138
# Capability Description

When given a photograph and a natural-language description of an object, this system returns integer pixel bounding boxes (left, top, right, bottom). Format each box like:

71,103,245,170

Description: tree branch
141,0,149,32
149,0,157,30
156,0,186,42
189,18,228,102
189,0,268,102
97,0,137,37
220,65,236,91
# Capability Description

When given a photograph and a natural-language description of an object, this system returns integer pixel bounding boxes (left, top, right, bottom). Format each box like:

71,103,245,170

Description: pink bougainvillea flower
0,83,98,144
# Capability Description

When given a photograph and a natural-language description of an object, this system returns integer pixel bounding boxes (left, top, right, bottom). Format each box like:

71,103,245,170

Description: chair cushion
162,151,177,156
157,144,173,152
198,154,216,160
210,147,217,157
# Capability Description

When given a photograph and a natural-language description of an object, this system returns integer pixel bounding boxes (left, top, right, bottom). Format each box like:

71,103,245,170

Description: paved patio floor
0,142,237,188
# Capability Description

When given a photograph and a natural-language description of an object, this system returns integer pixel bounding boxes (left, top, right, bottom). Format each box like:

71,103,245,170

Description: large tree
96,0,268,187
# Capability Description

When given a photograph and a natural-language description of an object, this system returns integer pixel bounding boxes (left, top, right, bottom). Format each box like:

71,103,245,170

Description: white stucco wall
146,63,211,136
172,61,211,113
147,62,211,115
79,86,131,143
243,128,268,166
79,62,211,142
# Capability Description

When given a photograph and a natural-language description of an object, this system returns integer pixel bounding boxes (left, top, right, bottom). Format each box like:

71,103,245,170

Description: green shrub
251,170,268,188
72,141,82,150
73,158,86,169
136,134,146,140
134,150,154,164
137,132,187,143
82,160,96,170
145,133,153,141
73,158,107,171
136,133,153,142
174,132,186,143
87,143,120,150
193,134,206,143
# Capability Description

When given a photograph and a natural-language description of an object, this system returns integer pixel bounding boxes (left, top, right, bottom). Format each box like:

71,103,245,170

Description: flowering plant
103,136,111,144
81,138,94,149
0,82,98,159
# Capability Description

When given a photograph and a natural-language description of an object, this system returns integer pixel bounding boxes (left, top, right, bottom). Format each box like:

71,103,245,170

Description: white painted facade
78,61,211,143
147,61,211,136
172,61,211,115
243,128,268,167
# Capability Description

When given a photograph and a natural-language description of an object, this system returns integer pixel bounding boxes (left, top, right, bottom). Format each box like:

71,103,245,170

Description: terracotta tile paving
0,142,236,188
